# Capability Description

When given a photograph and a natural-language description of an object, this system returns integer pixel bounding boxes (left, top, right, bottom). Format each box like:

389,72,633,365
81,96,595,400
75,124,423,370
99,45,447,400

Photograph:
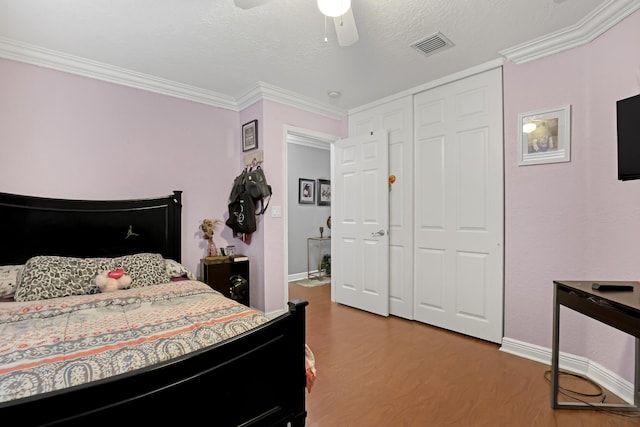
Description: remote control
592,283,634,292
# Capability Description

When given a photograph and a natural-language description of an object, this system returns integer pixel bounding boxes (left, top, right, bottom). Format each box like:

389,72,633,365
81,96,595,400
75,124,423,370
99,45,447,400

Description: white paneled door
413,68,504,343
332,131,390,316
349,96,414,320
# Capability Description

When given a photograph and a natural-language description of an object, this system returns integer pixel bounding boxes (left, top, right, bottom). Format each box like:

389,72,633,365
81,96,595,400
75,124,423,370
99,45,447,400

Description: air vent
411,32,454,58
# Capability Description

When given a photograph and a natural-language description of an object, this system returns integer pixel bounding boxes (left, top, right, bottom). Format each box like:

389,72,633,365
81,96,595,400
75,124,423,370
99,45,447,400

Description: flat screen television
617,93,640,181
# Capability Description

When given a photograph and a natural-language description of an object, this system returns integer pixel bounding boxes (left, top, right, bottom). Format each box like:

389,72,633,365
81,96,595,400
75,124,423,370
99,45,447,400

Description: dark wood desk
552,280,640,410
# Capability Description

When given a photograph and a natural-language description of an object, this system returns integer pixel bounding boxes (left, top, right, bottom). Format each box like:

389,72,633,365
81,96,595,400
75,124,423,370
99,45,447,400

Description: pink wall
206,100,344,313
257,99,344,313
0,58,241,284
504,10,640,381
236,102,265,309
0,58,345,314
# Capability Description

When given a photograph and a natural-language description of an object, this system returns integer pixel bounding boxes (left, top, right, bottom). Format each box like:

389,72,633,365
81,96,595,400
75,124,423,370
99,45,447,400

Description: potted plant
320,254,331,276
200,218,222,256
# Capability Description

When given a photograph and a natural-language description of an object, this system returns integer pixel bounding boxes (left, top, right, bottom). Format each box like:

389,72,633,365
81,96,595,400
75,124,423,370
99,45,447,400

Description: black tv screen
617,93,640,181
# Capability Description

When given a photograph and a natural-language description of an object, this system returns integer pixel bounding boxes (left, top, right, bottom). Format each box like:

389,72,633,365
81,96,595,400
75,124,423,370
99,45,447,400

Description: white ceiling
0,0,633,114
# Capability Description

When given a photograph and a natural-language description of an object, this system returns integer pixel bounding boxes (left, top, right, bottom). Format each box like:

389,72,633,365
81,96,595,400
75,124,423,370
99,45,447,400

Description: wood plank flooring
289,283,640,427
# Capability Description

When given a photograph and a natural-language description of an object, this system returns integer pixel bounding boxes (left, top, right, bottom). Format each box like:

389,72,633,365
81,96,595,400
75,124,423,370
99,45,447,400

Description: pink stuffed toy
95,268,132,292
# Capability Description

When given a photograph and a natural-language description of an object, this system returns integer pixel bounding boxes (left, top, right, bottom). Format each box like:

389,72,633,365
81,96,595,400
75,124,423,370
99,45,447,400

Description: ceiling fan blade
333,8,359,47
233,0,269,9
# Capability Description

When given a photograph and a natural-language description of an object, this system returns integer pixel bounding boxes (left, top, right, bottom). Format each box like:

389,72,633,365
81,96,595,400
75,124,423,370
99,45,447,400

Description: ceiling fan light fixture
317,0,350,17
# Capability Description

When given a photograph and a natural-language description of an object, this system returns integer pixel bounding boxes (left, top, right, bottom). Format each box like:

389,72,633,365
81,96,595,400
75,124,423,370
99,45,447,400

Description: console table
307,237,331,280
551,280,640,410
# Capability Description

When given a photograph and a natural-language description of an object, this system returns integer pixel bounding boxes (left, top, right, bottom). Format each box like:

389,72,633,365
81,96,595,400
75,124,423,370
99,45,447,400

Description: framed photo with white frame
518,105,571,166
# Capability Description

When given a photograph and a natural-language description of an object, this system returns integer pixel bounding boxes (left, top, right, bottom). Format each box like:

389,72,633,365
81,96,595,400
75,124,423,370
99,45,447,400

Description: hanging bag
229,168,248,202
225,168,257,235
245,165,272,215
225,191,257,235
246,165,271,200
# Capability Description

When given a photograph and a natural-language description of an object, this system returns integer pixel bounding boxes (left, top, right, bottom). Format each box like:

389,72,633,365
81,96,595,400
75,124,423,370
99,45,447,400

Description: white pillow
165,259,197,281
0,265,23,298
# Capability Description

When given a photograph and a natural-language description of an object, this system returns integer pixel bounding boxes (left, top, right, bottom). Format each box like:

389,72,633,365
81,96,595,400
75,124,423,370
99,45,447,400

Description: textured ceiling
0,0,613,111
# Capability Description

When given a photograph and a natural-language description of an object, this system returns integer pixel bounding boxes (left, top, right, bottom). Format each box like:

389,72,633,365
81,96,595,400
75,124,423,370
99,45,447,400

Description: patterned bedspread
0,280,270,403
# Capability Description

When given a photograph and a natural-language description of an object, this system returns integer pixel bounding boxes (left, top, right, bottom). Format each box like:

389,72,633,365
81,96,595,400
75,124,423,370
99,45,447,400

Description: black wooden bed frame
0,191,308,426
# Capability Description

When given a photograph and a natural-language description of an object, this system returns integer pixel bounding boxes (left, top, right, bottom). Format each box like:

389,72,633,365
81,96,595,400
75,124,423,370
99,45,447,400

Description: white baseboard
268,272,315,319
500,337,634,404
288,272,308,282
288,271,322,282
264,308,288,320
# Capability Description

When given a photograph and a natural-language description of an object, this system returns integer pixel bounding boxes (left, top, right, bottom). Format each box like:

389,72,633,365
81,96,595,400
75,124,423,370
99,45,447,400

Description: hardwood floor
289,283,640,427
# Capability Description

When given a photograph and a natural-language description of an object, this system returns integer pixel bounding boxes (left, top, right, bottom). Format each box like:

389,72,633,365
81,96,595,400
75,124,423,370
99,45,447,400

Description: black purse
245,165,272,215
226,168,258,235
225,191,257,235
229,168,248,202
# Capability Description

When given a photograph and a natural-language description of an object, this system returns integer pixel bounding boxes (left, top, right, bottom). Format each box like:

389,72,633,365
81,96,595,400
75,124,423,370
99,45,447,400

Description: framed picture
518,105,571,166
317,179,331,206
242,119,258,152
299,178,315,204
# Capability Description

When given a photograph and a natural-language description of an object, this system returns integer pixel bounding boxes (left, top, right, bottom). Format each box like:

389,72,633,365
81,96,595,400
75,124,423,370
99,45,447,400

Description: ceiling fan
233,0,359,47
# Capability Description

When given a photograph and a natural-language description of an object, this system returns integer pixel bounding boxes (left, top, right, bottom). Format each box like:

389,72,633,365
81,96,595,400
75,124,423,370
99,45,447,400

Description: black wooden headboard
0,191,182,265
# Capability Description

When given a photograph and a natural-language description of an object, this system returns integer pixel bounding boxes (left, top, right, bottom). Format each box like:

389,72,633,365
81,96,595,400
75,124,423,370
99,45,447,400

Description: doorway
283,126,337,305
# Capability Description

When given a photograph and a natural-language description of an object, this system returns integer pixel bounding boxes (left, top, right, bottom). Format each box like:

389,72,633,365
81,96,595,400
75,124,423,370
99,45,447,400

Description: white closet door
413,67,504,343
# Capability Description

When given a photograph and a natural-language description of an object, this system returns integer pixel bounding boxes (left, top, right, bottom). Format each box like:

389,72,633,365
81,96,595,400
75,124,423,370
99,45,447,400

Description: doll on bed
95,268,132,292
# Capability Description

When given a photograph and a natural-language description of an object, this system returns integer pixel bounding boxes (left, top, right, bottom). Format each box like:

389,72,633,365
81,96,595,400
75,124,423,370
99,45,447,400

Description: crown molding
4,0,634,115
0,36,346,119
286,130,332,150
236,81,346,120
348,58,503,115
0,36,239,110
500,0,640,64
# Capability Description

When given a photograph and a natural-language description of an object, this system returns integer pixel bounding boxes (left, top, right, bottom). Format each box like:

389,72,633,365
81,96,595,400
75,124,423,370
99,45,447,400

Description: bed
0,191,308,426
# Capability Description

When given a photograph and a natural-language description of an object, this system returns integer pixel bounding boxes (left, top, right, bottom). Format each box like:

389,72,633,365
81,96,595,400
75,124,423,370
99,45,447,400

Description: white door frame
282,125,339,306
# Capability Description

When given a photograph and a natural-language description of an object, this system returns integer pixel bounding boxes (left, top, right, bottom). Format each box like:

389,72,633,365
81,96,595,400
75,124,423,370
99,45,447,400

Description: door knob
371,229,385,237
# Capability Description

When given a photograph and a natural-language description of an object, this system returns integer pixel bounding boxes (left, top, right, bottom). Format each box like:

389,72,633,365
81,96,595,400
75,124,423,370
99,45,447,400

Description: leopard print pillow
15,253,171,301
15,256,110,302
112,253,171,288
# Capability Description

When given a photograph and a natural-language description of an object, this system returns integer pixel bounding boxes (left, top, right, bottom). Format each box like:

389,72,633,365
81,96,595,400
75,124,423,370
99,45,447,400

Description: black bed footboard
0,299,308,427
0,191,307,426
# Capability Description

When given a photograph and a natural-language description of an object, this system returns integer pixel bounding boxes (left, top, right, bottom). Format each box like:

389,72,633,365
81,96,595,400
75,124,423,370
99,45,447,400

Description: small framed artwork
299,178,315,204
318,179,331,206
242,119,258,152
518,105,571,166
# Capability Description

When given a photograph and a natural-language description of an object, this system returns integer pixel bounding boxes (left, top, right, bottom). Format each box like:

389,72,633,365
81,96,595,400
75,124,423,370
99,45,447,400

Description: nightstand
202,257,250,307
